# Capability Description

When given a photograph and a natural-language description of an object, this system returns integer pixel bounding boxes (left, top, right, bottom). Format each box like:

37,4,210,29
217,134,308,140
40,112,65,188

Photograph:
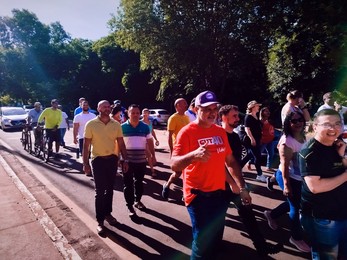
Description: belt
191,189,224,198
97,154,116,159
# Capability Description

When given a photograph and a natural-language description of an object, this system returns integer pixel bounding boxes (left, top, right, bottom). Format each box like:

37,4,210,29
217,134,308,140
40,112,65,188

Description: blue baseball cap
194,91,219,107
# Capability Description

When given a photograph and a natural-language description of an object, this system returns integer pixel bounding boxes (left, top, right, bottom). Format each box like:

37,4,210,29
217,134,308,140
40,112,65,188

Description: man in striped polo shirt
122,104,156,217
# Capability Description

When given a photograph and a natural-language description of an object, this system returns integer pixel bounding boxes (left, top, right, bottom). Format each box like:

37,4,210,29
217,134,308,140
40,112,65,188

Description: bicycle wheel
27,132,32,153
21,130,27,150
42,135,49,162
34,143,41,157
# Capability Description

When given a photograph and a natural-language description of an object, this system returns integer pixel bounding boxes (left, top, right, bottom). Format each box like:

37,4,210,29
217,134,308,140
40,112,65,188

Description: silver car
149,109,170,126
0,107,27,130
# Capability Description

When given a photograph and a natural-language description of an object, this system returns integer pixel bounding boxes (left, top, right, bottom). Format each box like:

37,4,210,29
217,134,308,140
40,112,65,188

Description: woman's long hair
283,111,305,138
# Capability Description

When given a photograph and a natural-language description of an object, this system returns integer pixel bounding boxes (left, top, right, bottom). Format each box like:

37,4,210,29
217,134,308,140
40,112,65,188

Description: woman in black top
244,100,266,182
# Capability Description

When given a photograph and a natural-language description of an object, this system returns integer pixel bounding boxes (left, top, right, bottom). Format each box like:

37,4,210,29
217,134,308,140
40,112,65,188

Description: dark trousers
46,128,61,151
123,162,147,207
248,143,263,176
226,185,266,250
91,155,118,223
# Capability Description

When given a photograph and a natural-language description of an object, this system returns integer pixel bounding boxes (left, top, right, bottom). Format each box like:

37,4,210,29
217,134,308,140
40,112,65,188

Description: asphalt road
0,126,310,260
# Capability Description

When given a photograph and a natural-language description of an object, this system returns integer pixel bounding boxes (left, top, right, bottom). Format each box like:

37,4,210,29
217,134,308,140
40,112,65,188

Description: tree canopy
1,3,347,115
112,0,347,108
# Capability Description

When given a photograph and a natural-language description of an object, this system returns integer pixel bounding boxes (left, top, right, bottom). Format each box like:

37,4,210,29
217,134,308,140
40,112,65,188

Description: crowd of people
24,90,347,259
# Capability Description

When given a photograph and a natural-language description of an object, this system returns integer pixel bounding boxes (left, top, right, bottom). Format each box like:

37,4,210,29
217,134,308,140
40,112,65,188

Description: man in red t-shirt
171,90,251,259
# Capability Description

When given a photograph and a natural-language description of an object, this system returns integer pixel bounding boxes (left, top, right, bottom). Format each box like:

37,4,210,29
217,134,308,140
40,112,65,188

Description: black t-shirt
299,138,347,220
244,114,262,142
226,131,242,165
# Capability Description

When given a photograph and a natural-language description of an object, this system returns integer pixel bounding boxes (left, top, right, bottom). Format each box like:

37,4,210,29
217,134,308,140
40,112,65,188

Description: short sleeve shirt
167,113,190,144
277,135,304,181
84,117,123,159
73,112,97,139
122,121,152,163
299,138,347,220
244,114,262,142
173,123,232,206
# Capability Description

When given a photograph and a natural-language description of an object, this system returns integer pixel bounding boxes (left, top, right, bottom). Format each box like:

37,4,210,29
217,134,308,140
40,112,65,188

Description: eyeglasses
290,118,305,124
316,122,343,129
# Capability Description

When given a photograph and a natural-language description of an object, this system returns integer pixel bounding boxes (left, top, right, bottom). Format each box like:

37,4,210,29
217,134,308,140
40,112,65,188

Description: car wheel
152,119,158,126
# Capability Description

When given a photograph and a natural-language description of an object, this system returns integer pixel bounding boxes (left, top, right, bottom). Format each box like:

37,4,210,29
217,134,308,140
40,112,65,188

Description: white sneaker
289,237,311,253
264,210,278,230
256,175,267,183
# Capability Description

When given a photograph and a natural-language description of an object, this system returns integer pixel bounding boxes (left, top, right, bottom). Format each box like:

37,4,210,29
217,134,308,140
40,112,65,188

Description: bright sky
1,0,121,40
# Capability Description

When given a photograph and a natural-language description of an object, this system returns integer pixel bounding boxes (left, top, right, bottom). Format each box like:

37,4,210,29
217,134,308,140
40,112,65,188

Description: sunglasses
290,118,305,124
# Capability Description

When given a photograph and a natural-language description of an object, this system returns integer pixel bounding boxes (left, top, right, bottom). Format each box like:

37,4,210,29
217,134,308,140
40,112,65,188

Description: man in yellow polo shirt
162,98,190,200
83,100,129,236
37,99,63,158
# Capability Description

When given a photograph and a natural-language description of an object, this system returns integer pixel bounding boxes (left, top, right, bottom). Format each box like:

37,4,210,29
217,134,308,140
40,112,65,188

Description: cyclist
37,99,62,158
27,102,42,128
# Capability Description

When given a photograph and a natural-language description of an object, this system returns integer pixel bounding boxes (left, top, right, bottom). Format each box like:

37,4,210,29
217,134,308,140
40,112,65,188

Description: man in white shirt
317,92,335,112
317,92,347,124
73,100,96,165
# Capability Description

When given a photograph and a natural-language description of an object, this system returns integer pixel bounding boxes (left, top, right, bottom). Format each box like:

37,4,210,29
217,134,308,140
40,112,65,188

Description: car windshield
158,111,169,115
2,108,27,116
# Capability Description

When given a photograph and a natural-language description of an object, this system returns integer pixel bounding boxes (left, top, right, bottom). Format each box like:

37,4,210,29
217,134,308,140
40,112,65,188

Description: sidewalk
0,155,77,260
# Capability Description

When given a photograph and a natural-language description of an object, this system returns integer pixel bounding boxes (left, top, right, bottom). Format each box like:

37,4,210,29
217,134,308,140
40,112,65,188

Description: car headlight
3,118,10,123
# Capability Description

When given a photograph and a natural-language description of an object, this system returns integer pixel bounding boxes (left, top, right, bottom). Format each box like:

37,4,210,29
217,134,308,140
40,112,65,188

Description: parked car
148,109,170,126
0,107,27,131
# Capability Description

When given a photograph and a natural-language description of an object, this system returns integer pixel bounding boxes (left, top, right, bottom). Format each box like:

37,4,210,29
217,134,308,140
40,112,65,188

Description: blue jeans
91,155,118,223
273,170,303,240
301,214,347,259
260,141,275,168
187,194,228,259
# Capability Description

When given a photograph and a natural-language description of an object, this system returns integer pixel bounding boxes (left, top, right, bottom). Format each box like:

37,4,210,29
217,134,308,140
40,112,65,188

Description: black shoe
128,206,136,217
266,177,274,191
97,223,106,236
257,242,283,257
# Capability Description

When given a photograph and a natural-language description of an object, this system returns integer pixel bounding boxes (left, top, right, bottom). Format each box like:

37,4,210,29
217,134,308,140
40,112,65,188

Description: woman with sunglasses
299,109,347,259
264,111,311,253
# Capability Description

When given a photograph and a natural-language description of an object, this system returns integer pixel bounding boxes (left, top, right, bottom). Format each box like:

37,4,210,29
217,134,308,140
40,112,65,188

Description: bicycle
20,124,32,153
33,127,50,162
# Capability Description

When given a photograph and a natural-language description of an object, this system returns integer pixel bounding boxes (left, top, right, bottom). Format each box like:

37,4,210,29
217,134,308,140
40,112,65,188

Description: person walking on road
299,109,347,259
73,100,96,164
162,98,190,200
184,98,197,122
57,105,70,148
37,99,62,158
171,91,251,259
244,100,267,182
83,100,129,235
219,104,282,257
141,108,159,177
122,104,156,217
263,111,310,253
